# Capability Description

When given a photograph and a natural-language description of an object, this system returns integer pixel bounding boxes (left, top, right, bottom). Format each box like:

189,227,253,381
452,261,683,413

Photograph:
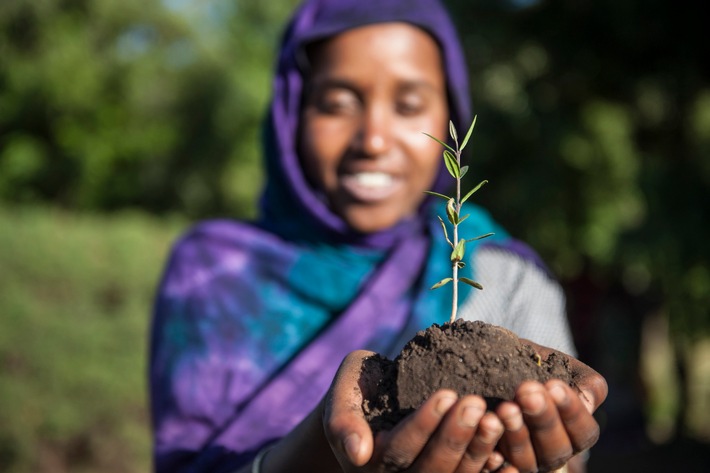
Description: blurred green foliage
0,205,186,472
446,0,710,340
0,0,299,218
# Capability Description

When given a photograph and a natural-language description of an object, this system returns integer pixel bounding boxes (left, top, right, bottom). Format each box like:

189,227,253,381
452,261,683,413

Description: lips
339,171,403,203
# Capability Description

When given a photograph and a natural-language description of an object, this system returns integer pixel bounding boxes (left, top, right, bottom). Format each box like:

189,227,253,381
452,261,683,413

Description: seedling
424,116,493,323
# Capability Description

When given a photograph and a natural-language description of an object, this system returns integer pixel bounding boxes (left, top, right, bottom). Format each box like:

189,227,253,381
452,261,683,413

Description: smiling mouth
340,171,401,203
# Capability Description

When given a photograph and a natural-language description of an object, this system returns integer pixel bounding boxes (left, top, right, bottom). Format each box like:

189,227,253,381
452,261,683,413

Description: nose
354,106,392,157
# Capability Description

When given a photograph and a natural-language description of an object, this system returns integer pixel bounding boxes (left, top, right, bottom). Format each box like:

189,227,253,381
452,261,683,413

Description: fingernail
461,404,483,427
504,411,523,431
521,390,546,415
344,433,360,460
435,395,457,416
487,450,504,469
480,415,504,443
549,383,568,405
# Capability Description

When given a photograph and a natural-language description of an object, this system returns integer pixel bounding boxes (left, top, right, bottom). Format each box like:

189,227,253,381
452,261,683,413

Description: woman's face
299,22,449,234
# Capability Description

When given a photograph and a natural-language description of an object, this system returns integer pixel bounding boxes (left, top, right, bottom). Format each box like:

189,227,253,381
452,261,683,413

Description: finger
494,464,520,473
407,395,486,472
564,355,608,415
516,381,572,472
375,389,459,471
458,412,504,473
522,339,608,414
576,371,609,414
323,350,377,467
495,402,536,473
547,380,600,452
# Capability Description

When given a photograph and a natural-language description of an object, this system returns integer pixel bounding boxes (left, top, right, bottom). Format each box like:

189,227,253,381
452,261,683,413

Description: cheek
408,105,449,155
312,114,355,146
405,107,448,168
299,118,348,185
407,129,447,184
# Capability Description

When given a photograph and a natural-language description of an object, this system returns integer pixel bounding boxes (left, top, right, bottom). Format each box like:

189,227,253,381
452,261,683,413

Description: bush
0,205,186,473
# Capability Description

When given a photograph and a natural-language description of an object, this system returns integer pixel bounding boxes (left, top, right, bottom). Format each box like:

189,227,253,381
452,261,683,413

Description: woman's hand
495,341,608,473
324,350,507,473
322,346,607,473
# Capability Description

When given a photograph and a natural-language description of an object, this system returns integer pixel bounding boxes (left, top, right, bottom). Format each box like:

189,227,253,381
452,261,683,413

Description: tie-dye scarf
149,1,508,471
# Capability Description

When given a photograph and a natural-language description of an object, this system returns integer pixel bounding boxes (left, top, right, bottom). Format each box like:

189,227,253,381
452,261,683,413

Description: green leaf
443,150,459,178
461,179,488,203
437,215,451,245
458,213,470,224
423,190,451,200
450,239,465,262
457,261,466,268
449,120,458,143
422,132,455,153
460,277,483,290
467,232,495,242
460,165,469,178
446,198,458,224
460,115,477,151
431,278,453,290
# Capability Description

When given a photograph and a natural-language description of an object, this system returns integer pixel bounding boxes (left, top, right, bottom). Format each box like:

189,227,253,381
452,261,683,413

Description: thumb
579,373,609,414
323,350,377,468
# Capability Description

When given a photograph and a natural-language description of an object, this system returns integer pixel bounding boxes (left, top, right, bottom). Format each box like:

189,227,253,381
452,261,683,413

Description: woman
149,0,607,472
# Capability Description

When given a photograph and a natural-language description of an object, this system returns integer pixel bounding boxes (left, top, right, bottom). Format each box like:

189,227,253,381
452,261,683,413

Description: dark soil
363,319,581,431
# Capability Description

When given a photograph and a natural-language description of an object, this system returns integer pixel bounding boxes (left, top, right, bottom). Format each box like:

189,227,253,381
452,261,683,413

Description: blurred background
0,0,708,471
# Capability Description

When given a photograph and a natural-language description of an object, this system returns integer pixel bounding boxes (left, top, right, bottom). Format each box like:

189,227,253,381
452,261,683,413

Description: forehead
304,22,444,82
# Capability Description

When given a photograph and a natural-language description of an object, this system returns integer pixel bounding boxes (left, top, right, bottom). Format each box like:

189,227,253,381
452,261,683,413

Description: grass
0,205,187,473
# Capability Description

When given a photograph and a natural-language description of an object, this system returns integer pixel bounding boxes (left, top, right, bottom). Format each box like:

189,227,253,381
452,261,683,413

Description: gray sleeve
458,246,577,356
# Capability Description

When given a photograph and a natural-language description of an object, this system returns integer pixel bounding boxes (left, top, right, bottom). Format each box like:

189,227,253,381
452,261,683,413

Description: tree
0,0,298,219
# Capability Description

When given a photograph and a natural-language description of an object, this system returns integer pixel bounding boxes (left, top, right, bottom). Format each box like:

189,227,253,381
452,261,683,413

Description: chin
343,209,401,234
347,219,390,234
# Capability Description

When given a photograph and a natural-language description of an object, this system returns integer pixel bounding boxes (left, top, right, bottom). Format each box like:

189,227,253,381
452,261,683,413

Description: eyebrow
306,77,442,95
397,80,442,94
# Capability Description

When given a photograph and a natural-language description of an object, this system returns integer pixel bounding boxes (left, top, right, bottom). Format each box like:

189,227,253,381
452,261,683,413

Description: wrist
257,398,341,473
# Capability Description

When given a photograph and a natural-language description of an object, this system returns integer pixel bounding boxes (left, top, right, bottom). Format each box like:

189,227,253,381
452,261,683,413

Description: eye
314,88,360,116
396,93,425,116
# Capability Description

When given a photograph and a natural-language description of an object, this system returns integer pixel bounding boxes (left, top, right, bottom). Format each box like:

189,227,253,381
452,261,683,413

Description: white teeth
352,172,393,188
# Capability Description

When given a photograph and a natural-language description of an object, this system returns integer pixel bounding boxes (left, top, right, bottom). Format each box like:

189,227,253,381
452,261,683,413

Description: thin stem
451,241,458,323
449,147,463,324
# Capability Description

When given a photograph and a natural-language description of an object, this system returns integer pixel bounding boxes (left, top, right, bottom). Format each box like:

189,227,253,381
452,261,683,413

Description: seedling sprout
424,116,494,323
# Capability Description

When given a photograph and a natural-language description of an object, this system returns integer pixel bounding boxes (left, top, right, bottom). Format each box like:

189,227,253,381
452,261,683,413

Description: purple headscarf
259,0,471,247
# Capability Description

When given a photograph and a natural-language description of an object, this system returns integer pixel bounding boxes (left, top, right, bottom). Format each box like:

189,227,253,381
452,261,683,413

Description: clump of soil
363,319,580,431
